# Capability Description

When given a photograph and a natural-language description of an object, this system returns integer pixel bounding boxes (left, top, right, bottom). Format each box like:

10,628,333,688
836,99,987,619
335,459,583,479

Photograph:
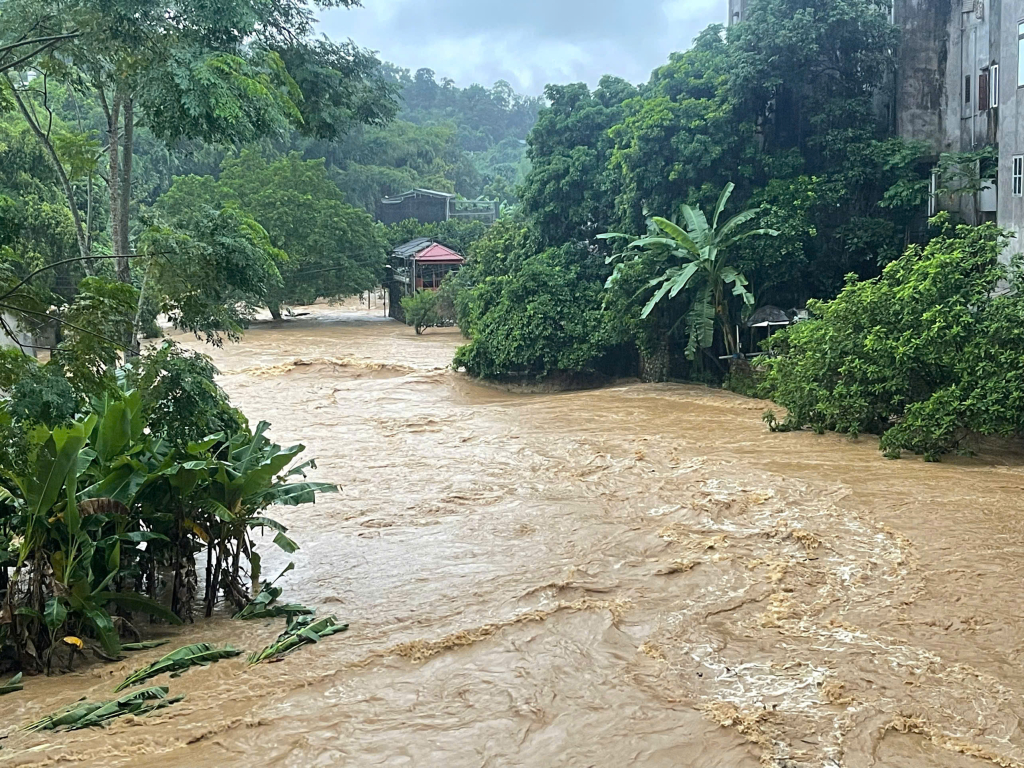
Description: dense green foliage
762,220,1023,460
153,151,386,320
0,0,377,675
603,183,777,363
453,225,612,379
451,0,934,385
298,72,541,210
0,341,334,672
400,291,442,335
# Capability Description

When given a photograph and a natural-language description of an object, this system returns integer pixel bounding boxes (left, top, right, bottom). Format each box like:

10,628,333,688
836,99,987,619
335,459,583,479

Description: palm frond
716,209,760,241
25,687,183,732
248,615,349,664
678,206,709,244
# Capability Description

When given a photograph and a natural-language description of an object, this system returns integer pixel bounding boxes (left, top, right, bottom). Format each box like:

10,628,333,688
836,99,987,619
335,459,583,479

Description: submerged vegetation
762,219,1024,460
116,643,243,692
248,615,349,664
24,687,184,732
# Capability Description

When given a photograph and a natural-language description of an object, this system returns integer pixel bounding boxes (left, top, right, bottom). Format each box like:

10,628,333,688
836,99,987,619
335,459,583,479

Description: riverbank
3,306,1024,767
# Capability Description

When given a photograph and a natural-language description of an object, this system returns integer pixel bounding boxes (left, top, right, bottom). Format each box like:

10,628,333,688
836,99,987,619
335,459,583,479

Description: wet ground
3,303,1024,767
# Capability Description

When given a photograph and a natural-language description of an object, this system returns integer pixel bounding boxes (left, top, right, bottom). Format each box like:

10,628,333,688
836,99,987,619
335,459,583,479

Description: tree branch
0,253,154,303
0,303,139,357
0,32,79,60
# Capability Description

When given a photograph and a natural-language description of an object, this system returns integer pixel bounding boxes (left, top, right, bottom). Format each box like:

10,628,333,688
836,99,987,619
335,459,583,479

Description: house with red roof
385,237,466,320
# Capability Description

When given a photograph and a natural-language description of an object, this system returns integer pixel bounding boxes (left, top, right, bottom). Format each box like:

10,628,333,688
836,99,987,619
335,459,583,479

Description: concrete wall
726,0,747,26
0,313,43,357
894,0,953,151
998,0,1024,258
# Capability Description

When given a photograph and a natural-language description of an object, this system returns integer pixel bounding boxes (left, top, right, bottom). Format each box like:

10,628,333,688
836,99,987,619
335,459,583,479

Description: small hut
743,305,794,356
386,239,465,320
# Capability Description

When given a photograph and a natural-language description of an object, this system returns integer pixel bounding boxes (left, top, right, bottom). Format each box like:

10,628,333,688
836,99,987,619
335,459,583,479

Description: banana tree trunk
639,335,671,383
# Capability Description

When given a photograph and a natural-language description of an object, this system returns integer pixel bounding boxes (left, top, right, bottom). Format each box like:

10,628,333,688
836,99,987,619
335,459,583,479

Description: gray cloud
317,0,724,95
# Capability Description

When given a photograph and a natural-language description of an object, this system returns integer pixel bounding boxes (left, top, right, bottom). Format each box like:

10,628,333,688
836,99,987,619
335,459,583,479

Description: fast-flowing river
3,304,1024,767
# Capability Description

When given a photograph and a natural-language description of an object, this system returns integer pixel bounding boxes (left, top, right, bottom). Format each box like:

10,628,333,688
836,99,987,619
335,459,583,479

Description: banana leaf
234,563,313,621
115,643,242,692
122,640,170,652
0,672,23,695
248,615,348,664
24,687,183,732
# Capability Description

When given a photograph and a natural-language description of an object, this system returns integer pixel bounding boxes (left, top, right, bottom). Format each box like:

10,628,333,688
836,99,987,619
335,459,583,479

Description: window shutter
979,70,990,110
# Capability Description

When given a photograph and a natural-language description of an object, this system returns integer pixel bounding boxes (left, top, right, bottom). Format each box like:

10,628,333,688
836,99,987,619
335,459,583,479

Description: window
965,75,972,104
1013,156,1024,197
1019,22,1024,87
992,64,1000,107
980,69,990,110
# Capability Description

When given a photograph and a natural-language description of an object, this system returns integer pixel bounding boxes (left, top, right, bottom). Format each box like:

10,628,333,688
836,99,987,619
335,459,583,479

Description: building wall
378,194,450,226
999,0,1024,258
894,0,1024,250
726,0,747,26
894,0,954,150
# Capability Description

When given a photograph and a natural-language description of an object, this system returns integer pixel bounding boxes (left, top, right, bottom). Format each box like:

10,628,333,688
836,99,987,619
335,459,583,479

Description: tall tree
519,77,638,247
4,0,397,304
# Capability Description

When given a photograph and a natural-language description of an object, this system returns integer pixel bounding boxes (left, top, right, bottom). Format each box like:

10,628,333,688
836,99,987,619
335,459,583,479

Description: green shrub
453,246,612,379
401,290,442,335
761,219,1023,459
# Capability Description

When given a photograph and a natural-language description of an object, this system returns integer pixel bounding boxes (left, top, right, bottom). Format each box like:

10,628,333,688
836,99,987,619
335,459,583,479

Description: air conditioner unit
979,179,998,212
962,0,976,11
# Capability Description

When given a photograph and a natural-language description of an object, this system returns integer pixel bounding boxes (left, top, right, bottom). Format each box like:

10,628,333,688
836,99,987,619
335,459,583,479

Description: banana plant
601,182,778,359
200,422,337,613
1,412,181,665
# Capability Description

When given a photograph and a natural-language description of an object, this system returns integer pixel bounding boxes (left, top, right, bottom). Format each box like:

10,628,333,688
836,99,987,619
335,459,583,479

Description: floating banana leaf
122,640,171,652
0,672,23,696
248,615,348,664
24,687,183,732
234,563,313,621
115,643,242,692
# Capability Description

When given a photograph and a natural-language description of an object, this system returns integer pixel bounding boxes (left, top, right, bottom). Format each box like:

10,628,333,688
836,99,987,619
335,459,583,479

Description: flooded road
4,304,1024,767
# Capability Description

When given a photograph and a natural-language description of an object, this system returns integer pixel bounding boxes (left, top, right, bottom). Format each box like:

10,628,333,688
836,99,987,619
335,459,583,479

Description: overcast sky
317,0,725,96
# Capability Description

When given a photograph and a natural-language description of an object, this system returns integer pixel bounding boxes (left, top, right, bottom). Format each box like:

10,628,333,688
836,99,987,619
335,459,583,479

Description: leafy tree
141,195,284,341
3,0,397,318
400,291,441,335
216,151,385,316
520,77,638,247
453,244,612,379
762,218,1023,460
610,27,755,233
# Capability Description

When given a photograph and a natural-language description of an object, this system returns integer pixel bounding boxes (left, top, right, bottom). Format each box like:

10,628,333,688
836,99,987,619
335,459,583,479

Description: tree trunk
6,77,94,275
117,97,133,283
639,335,671,383
105,91,124,281
268,302,282,321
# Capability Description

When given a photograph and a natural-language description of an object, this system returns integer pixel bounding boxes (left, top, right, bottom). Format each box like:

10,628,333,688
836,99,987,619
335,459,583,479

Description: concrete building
377,188,501,226
729,0,1024,257
726,0,749,25
998,2,1024,257
893,0,1024,256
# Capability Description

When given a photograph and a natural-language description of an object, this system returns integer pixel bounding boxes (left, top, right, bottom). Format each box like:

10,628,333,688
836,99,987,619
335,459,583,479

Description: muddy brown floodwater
4,304,1024,767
